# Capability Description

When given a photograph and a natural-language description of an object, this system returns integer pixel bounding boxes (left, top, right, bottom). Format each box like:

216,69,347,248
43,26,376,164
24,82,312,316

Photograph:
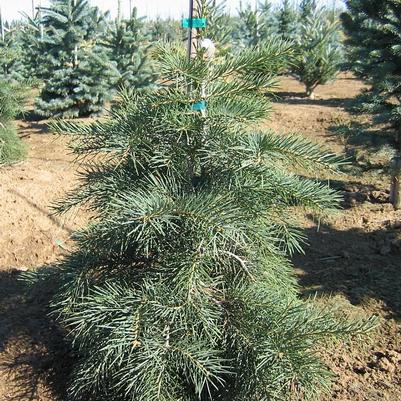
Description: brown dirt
270,75,401,401
0,120,86,270
0,120,85,401
0,75,400,400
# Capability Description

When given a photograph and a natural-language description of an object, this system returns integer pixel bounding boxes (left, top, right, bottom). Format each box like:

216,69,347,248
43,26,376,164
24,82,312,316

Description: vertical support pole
0,3,4,42
186,0,204,182
129,0,132,18
186,0,208,116
187,0,202,60
32,0,35,18
117,0,122,23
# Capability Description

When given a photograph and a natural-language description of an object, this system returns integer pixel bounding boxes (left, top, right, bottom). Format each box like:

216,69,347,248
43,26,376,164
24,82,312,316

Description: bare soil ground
0,75,400,400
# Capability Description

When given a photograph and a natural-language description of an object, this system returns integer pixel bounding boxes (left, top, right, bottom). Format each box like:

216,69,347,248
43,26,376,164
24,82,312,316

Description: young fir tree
277,0,297,41
236,1,275,47
0,20,29,83
341,0,401,209
204,0,234,51
35,0,117,118
103,8,156,92
16,14,44,84
0,80,27,165
146,18,181,43
32,4,376,401
299,0,317,20
258,0,276,33
291,11,342,99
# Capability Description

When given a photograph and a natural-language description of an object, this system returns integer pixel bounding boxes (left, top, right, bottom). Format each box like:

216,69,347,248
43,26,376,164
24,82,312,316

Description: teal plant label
191,101,207,111
182,18,207,29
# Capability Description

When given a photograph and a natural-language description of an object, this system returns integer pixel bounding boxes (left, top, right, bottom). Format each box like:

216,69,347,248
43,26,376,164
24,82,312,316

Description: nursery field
0,75,400,401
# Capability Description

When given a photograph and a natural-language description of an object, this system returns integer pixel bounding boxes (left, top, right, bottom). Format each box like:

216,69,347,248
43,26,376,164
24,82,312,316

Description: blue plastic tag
192,101,207,111
182,18,207,29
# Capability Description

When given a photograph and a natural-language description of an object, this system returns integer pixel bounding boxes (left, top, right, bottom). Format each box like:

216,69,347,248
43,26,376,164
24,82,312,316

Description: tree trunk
390,133,401,210
306,85,315,100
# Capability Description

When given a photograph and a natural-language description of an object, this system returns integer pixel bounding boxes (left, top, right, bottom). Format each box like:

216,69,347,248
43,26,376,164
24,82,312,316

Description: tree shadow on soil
0,270,71,401
328,120,395,150
20,109,45,123
330,179,390,207
17,108,50,136
19,122,50,136
7,189,75,235
294,214,401,318
272,92,354,108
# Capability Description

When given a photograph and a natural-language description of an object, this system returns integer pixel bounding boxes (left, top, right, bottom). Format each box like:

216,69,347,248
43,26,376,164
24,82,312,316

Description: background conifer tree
237,1,275,47
146,17,181,43
0,80,27,165
291,10,342,98
17,14,44,85
236,2,260,47
35,0,117,118
299,0,317,20
341,0,401,209
103,8,156,92
277,0,297,41
25,3,377,401
0,16,48,86
258,0,276,32
204,0,234,51
0,21,28,82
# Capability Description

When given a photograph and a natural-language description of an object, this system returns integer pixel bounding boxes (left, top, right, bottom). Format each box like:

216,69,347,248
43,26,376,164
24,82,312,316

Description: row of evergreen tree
0,0,343,118
4,1,401,400
0,1,157,118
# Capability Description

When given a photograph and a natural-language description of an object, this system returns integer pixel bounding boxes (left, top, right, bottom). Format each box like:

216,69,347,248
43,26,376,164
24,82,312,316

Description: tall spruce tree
341,0,401,209
0,21,27,82
237,3,260,47
146,18,181,43
204,0,234,51
17,14,44,84
259,0,276,31
299,0,317,20
237,1,275,47
33,3,375,401
0,80,27,165
103,8,156,92
291,11,342,98
277,0,297,41
35,0,117,118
